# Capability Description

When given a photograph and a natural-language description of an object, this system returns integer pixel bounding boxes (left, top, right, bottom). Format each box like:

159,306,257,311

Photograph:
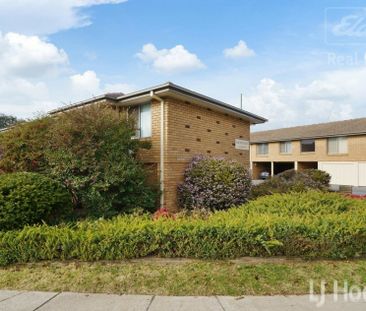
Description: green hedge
1,191,366,265
0,172,72,230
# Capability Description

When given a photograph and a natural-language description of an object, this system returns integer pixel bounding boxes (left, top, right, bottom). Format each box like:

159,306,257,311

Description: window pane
328,137,348,154
328,138,338,154
287,142,292,153
301,139,315,152
128,106,140,137
140,103,151,138
257,143,268,155
280,141,291,153
280,143,284,153
339,137,348,153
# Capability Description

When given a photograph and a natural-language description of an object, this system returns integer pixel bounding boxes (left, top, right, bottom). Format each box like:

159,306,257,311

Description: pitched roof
251,118,366,143
49,82,267,124
49,92,124,114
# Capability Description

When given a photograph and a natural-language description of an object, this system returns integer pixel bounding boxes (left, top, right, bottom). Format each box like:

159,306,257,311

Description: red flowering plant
344,194,366,200
153,207,176,220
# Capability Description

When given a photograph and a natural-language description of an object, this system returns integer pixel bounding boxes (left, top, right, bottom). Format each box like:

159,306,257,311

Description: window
280,141,292,154
130,103,152,138
328,137,348,154
301,139,315,152
140,103,151,137
256,143,268,155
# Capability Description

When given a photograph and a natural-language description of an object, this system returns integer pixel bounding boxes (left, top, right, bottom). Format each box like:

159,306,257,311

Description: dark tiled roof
105,92,124,99
251,118,366,143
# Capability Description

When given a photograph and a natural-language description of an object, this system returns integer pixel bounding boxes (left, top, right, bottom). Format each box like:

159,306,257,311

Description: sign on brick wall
235,139,249,150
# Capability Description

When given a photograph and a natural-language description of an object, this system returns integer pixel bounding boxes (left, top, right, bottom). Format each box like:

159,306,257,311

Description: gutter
150,91,165,209
49,82,267,124
49,93,122,115
119,82,267,124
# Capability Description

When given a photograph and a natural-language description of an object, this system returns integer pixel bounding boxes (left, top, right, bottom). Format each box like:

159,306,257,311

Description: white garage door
358,163,366,186
318,162,358,186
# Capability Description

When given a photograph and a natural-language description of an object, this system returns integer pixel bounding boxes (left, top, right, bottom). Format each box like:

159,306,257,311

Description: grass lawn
1,259,366,296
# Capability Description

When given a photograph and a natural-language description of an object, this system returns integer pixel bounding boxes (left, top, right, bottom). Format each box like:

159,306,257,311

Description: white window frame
130,102,152,139
280,141,292,154
256,143,268,155
327,137,348,155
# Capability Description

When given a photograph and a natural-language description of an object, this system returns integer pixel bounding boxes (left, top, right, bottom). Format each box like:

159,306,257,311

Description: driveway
1,290,366,310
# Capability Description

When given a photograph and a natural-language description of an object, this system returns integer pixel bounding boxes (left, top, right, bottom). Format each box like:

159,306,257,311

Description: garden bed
1,190,366,266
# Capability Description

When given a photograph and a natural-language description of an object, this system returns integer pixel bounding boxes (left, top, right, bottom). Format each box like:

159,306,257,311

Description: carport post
271,162,274,177
295,161,298,171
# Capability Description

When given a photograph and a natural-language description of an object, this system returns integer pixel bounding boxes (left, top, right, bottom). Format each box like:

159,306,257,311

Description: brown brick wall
164,98,250,210
251,135,366,163
55,96,252,211
123,98,250,211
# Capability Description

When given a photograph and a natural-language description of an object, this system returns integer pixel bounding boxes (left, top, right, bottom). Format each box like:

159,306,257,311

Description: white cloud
0,32,68,77
245,79,297,125
224,40,255,59
75,0,125,6
136,43,205,73
104,82,136,94
247,67,366,130
0,32,69,117
70,70,135,100
70,70,100,95
0,1,130,118
0,0,127,35
0,77,53,117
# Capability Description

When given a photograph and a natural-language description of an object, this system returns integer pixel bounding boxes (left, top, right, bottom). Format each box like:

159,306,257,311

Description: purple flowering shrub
177,155,252,210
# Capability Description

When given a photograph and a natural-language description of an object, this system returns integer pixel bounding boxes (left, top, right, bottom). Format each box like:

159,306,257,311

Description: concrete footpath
1,290,366,310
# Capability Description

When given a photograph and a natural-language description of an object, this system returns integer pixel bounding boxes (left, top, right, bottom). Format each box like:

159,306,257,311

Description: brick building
51,82,266,210
250,118,366,187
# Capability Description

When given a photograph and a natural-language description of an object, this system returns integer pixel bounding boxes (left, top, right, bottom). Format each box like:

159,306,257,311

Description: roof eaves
167,83,267,123
48,93,122,115
118,82,267,124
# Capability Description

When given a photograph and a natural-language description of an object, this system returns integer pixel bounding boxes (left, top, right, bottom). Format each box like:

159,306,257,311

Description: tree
0,105,157,217
0,116,53,173
0,114,18,129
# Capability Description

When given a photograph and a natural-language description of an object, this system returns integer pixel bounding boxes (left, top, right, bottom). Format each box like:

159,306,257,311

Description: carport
252,162,271,179
273,162,295,175
298,161,318,170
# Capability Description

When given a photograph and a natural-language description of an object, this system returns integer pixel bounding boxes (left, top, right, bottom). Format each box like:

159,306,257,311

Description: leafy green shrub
305,169,331,186
251,169,330,199
0,172,72,231
177,155,251,210
46,104,157,216
1,190,364,266
0,105,158,217
0,116,54,173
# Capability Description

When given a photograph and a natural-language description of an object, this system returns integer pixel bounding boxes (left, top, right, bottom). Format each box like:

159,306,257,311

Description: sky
0,0,366,130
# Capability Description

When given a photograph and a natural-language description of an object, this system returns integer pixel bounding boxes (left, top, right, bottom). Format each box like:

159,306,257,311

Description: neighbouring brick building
50,82,266,210
250,118,366,188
